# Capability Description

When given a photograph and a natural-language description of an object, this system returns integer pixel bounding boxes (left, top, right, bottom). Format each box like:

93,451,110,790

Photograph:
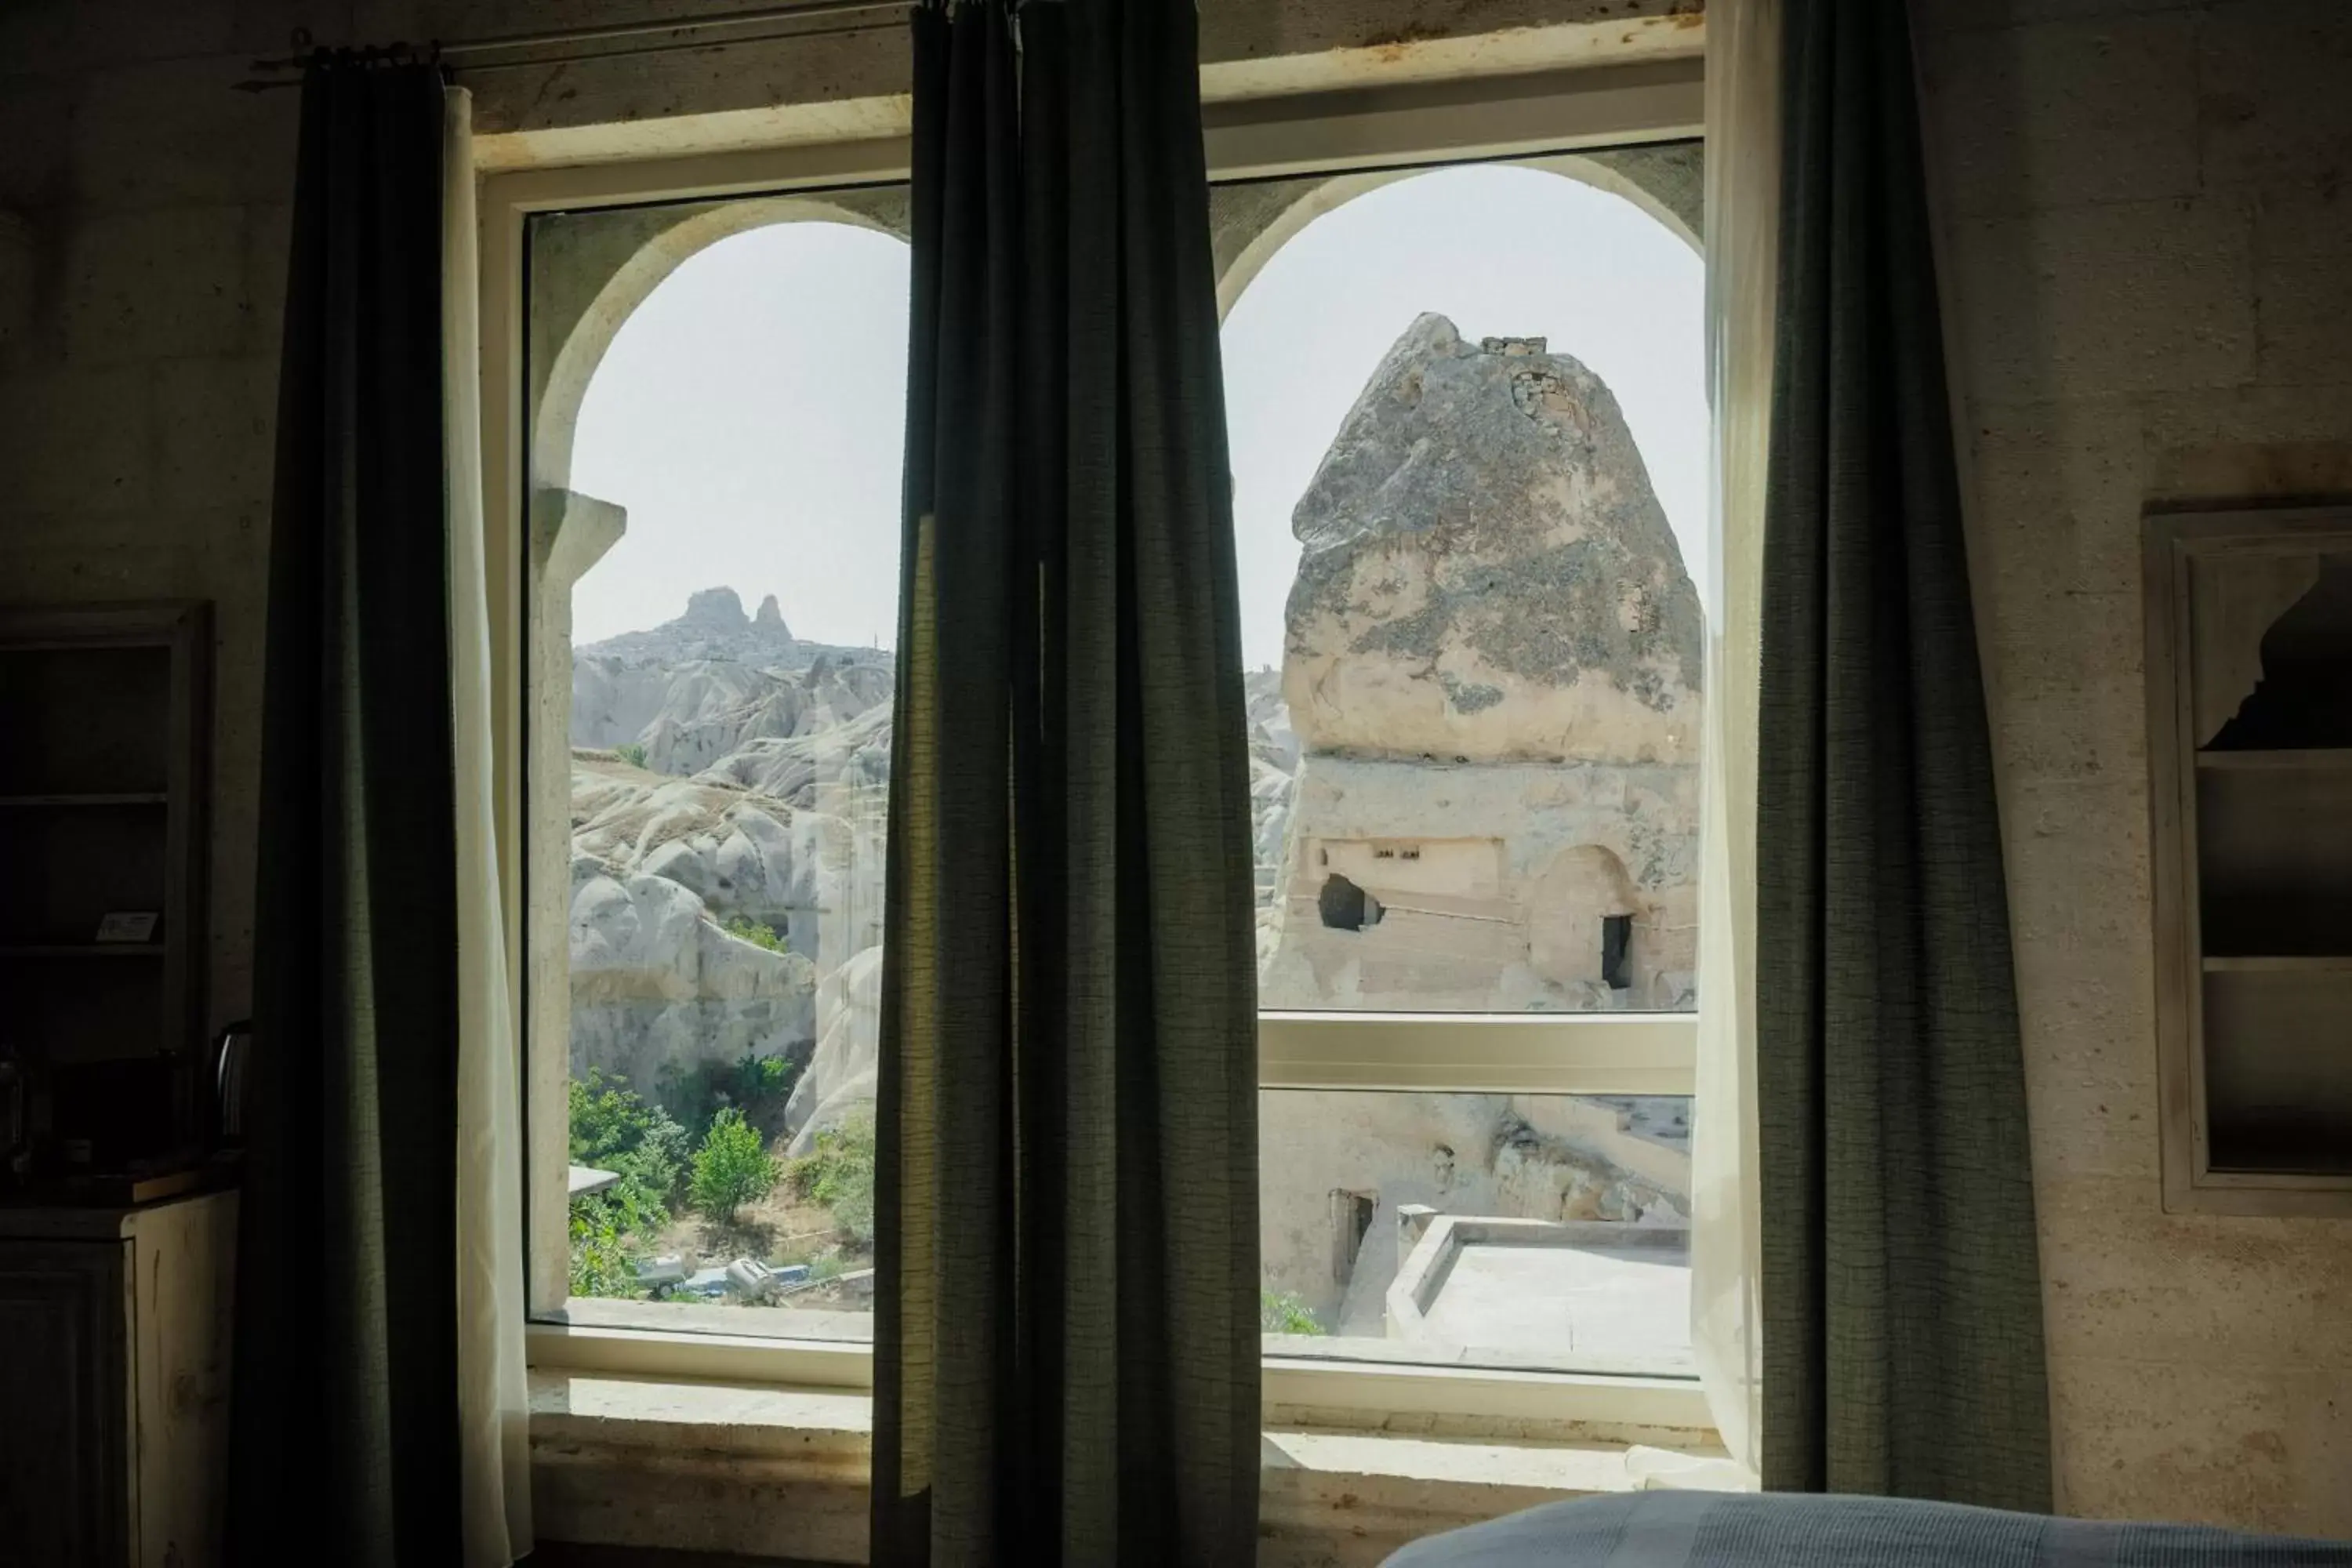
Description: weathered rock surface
571,586,892,768
1283,314,1701,765
1258,755,1698,1011
572,758,886,960
782,945,883,1156
697,700,892,808
568,855,818,1094
564,593,895,1102
1259,1089,1690,1331
568,739,887,1134
645,658,892,777
1259,316,1704,1014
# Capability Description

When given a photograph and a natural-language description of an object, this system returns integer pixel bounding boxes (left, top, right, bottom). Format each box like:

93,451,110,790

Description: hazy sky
569,163,1708,668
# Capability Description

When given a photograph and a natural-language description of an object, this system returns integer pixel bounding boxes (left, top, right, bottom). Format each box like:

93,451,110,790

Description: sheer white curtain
446,85,534,1568
1688,0,1780,1480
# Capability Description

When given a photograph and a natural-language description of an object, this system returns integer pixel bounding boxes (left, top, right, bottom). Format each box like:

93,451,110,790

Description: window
1217,147,1707,1377
523,185,913,1347
499,61,1711,1420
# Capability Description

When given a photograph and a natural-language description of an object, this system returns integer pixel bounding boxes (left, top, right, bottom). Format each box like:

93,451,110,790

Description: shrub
630,1114,693,1207
657,1047,800,1145
784,1111,877,1245
723,914,785,952
564,1070,691,1294
1260,1288,1324,1336
570,1068,690,1207
615,742,648,769
569,1200,637,1298
691,1106,779,1224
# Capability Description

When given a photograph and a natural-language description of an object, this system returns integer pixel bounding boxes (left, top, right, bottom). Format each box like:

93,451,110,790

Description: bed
1383,1492,2352,1567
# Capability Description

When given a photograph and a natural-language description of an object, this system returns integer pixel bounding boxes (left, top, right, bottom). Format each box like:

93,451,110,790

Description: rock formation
684,585,752,628
1247,317,1704,1336
1283,314,1701,766
781,946,882,1156
568,855,819,1087
566,589,892,1128
1258,1088,1690,1334
1257,315,1702,1013
575,583,867,678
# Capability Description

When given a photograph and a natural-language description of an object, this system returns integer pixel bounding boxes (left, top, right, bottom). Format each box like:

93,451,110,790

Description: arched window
1228,152,1709,1372
532,200,912,1334
516,132,1714,1387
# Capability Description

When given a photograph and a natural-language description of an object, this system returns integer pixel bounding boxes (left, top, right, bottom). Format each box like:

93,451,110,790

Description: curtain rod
236,1,908,89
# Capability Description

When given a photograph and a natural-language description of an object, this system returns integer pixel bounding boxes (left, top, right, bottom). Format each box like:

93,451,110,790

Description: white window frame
487,53,1709,1436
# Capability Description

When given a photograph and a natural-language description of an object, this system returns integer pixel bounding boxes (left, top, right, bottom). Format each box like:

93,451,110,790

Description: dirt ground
643,1180,873,1312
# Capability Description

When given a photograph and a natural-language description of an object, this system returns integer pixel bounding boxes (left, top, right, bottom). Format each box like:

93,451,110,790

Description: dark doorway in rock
1318,873,1383,932
1331,1189,1377,1284
1602,913,1633,990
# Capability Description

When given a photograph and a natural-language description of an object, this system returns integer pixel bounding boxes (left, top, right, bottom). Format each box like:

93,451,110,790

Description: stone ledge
532,1373,870,1563
530,1370,1736,1566
533,1370,871,1455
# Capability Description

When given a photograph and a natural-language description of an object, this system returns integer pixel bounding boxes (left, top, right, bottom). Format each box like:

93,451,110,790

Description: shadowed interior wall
1914,0,2352,1531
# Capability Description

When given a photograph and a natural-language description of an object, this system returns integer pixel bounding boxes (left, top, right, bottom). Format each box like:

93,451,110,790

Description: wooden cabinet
0,1192,237,1566
2143,506,2352,1214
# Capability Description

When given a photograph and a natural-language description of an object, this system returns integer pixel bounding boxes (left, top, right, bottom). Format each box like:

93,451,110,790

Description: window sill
529,1369,1739,1566
532,1370,872,1562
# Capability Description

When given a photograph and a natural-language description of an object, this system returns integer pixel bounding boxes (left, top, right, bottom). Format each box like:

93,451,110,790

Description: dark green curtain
1755,0,2051,1510
873,1,1260,1561
230,55,463,1565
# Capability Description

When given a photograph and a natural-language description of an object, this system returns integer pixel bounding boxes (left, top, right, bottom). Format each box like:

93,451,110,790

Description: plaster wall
1914,0,2352,1533
2,0,2349,1546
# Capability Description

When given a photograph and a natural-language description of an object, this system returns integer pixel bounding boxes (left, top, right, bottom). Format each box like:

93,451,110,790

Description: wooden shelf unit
2144,508,2352,1215
0,603,211,1152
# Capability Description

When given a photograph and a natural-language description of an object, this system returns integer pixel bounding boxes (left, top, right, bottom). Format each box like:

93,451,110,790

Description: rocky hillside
574,586,895,776
568,587,893,1155
566,318,1703,1275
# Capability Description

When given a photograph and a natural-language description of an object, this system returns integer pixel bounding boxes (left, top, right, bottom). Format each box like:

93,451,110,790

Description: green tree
570,1068,689,1207
569,1197,644,1298
656,1047,799,1145
690,1106,779,1224
1260,1287,1325,1336
615,742,648,769
784,1111,877,1245
565,1069,690,1294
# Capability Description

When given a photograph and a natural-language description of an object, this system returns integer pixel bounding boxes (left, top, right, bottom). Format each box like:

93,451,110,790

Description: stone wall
3,0,2349,1543
1914,0,2352,1534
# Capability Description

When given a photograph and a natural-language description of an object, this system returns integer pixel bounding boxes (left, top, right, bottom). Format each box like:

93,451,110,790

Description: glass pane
531,188,909,1338
1220,147,1708,1014
1260,1090,1694,1376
